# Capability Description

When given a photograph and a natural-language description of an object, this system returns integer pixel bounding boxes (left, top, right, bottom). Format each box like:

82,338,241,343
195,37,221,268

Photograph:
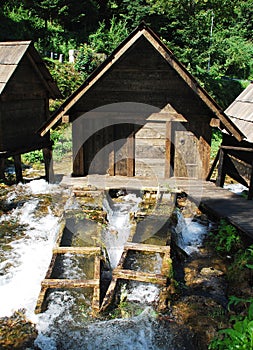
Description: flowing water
102,193,142,268
0,180,209,349
174,210,209,255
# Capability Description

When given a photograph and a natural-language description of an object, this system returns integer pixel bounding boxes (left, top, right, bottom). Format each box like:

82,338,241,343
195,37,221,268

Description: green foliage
209,299,253,350
75,17,129,78
22,150,44,164
208,219,242,255
45,59,83,99
51,124,72,162
21,125,72,165
211,129,222,159
227,244,253,284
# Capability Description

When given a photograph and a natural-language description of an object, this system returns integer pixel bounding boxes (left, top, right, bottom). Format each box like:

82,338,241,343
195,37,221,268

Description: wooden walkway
60,175,253,240
176,179,253,240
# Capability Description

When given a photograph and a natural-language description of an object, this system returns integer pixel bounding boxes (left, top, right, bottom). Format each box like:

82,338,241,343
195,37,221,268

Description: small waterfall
0,180,65,319
102,192,142,269
174,210,208,255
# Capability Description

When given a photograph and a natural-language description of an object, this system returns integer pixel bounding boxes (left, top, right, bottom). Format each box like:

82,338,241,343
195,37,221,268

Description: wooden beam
248,160,253,200
165,121,172,178
35,286,48,314
99,278,118,312
216,148,226,188
52,247,101,255
45,254,58,279
54,220,66,247
108,146,115,175
221,145,253,152
73,147,84,176
127,132,135,177
41,279,99,288
92,255,101,314
210,118,220,128
113,269,167,285
13,154,23,183
124,242,170,254
0,158,6,181
206,149,220,181
43,147,54,183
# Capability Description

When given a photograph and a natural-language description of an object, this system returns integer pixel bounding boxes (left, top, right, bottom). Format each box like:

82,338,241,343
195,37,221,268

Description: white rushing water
0,180,64,320
102,193,142,268
175,210,209,255
0,182,199,349
224,183,248,195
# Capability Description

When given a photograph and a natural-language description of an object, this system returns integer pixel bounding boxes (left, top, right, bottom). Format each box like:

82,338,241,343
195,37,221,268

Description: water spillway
0,180,209,350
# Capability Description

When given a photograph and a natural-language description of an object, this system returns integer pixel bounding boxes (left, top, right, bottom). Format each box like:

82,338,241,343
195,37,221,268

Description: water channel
0,179,215,349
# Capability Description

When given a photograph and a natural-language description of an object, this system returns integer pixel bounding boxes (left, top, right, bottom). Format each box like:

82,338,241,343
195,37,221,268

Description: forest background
0,0,252,163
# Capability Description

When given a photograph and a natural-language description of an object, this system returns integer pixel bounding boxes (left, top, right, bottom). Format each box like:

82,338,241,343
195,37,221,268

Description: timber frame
39,22,244,180
208,82,253,199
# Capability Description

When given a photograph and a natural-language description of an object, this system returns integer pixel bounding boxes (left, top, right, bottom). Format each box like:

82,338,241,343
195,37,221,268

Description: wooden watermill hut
0,41,62,182
40,22,244,180
211,82,253,199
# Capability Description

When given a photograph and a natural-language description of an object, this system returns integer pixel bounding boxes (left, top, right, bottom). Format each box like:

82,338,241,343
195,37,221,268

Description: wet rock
172,295,228,350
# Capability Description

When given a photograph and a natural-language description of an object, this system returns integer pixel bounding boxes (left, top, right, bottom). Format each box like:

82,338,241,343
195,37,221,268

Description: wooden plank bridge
174,178,253,240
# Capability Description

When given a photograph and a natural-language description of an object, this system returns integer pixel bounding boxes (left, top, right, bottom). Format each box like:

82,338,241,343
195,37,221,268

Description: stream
0,180,213,350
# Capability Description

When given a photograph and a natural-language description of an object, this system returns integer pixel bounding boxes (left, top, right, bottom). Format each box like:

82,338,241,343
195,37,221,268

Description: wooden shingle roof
0,41,62,98
39,22,245,141
225,82,253,142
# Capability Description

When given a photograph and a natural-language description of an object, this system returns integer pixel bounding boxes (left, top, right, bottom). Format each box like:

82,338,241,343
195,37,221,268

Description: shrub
209,299,253,350
208,219,242,255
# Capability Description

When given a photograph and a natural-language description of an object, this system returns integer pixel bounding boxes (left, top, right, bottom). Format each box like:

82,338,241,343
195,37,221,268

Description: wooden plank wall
0,55,49,152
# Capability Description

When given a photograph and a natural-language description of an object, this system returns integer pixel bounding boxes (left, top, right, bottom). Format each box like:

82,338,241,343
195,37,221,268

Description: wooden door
114,124,135,176
174,130,199,178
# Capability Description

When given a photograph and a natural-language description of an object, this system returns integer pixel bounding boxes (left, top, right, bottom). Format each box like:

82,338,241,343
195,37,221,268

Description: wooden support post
216,148,226,188
165,121,172,178
73,147,84,176
206,149,220,181
13,154,23,183
248,160,253,200
35,287,48,314
100,278,118,313
43,147,54,183
0,158,6,181
92,255,101,315
127,132,135,177
108,146,115,176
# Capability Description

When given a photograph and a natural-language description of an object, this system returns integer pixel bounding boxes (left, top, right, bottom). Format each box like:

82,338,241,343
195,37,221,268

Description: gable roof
0,41,62,98
225,82,253,142
40,22,245,141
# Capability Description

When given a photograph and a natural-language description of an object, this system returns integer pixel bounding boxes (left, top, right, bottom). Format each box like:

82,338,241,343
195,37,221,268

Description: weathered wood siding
135,122,166,178
70,36,213,178
0,55,50,152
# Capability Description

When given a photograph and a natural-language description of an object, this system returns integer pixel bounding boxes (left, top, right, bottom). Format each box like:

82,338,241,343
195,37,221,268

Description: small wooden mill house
0,41,62,182
41,23,244,180
210,82,253,199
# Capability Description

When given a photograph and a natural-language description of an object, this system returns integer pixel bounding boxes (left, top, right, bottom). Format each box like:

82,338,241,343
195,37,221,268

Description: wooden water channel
36,175,253,315
35,188,172,315
61,174,253,239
